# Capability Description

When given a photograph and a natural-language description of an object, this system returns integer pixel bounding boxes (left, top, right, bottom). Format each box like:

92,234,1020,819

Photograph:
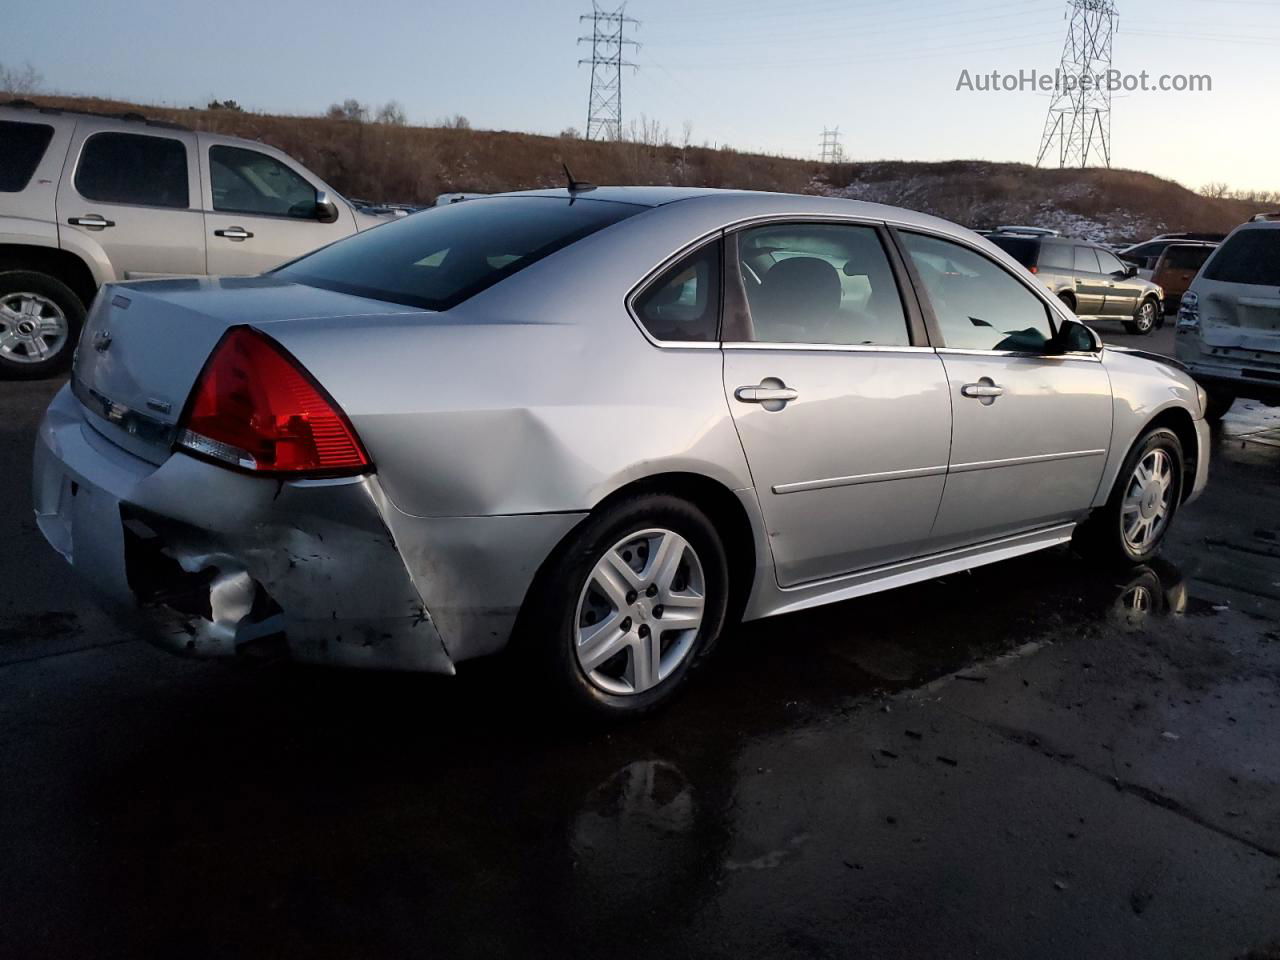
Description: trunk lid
73,275,423,464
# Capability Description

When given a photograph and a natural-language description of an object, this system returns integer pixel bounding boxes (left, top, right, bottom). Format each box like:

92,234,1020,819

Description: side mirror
315,190,340,224
1054,317,1100,354
1123,264,1138,278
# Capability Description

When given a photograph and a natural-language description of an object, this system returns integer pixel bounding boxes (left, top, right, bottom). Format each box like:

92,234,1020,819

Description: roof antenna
563,163,596,194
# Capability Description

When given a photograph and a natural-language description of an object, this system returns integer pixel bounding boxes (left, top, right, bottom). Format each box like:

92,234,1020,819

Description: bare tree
438,114,471,130
375,100,407,125
327,99,368,122
0,61,42,96
559,126,581,139
1199,182,1231,199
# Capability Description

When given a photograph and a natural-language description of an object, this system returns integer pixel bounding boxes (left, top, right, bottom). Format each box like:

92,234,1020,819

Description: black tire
516,493,730,719
1202,388,1236,422
1057,291,1077,313
1122,296,1160,336
0,270,85,379
1074,427,1184,566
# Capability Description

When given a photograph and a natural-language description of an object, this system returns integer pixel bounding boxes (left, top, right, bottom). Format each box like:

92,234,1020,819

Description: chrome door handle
67,215,114,229
214,227,254,241
961,381,1004,404
735,385,799,404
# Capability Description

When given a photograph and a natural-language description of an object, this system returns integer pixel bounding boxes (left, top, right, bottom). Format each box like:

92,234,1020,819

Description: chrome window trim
722,342,936,354
934,347,1103,363
624,230,726,350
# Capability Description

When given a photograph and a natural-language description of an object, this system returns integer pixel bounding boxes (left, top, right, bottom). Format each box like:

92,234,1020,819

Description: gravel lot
2,322,1279,959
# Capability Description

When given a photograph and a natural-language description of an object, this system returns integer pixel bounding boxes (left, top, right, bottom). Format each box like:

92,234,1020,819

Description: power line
578,3,640,141
1036,0,1119,169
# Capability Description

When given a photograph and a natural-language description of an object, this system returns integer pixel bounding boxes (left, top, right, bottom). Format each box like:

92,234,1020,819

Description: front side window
1073,246,1101,273
275,196,644,310
1096,249,1127,275
900,231,1055,353
0,121,54,192
75,132,188,208
1204,230,1280,286
210,145,318,218
632,241,721,342
734,222,909,346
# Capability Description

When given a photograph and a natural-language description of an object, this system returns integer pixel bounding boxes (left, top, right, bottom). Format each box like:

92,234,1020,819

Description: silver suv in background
988,232,1165,335
1177,216,1280,419
0,102,393,378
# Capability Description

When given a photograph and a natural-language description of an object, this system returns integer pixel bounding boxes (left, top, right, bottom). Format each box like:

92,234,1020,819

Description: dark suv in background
989,232,1165,335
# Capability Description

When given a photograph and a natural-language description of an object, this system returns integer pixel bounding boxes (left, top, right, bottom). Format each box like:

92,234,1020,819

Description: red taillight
177,327,370,476
1028,265,1039,274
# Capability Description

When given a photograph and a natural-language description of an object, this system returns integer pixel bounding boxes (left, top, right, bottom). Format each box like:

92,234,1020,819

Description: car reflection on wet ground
1,364,1279,958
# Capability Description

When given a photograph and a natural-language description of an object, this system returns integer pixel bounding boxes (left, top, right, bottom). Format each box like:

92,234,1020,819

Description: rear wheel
1057,291,1077,313
518,494,730,718
0,270,85,379
1122,296,1160,336
1203,388,1236,422
1074,427,1184,565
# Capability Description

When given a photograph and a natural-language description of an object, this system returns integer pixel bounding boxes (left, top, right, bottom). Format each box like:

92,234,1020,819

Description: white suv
0,102,394,378
1176,215,1280,419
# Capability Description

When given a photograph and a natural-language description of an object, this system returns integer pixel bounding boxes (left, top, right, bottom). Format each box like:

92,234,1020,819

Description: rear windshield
1204,230,1280,286
275,196,645,310
0,120,54,192
1162,245,1214,270
987,235,1038,267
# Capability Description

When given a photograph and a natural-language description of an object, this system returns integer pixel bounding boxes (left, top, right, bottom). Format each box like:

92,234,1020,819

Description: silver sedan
33,187,1211,716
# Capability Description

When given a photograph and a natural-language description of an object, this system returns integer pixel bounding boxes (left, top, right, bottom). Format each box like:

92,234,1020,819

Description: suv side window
735,222,910,346
0,121,55,192
1038,242,1073,270
1096,249,1126,275
75,132,189,208
210,145,319,219
1073,246,1101,273
900,231,1055,353
632,240,721,342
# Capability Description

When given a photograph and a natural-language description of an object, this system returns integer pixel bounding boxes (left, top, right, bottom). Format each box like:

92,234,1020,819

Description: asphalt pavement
2,322,1279,959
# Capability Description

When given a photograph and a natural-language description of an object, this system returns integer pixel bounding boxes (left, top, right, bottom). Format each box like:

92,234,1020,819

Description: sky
8,0,1279,192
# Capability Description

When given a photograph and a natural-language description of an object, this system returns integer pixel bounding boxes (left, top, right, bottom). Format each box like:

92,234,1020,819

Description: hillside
23,95,1272,244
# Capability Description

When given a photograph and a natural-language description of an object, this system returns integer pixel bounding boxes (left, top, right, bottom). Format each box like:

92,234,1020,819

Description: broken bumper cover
32,385,454,673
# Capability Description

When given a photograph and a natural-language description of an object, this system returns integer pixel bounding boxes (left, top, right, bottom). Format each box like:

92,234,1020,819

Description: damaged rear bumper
33,384,454,673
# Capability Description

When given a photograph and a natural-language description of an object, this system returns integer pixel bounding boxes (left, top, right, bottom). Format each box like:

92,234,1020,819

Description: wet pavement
2,334,1280,958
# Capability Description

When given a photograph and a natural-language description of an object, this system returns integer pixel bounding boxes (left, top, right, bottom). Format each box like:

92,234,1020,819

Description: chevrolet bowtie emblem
92,329,112,352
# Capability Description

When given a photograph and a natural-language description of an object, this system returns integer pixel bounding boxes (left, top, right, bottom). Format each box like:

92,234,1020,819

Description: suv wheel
0,270,85,379
1074,427,1184,565
518,494,730,718
1057,291,1077,313
1203,388,1236,422
1123,296,1160,336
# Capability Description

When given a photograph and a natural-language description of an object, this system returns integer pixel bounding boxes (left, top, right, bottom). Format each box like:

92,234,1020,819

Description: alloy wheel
0,292,69,364
1135,299,1157,333
574,528,706,696
1121,449,1174,554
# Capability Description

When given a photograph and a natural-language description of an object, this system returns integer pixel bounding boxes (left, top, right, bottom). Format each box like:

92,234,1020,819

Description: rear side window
1073,246,1101,273
1037,243,1073,270
1163,245,1213,270
75,132,189,208
275,196,644,310
0,121,54,192
1204,231,1280,286
210,145,318,218
900,231,1054,353
987,236,1038,268
633,241,721,342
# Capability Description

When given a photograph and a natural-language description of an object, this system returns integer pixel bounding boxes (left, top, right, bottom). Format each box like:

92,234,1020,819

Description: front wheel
1074,427,1184,565
517,494,730,718
1122,297,1160,336
0,270,86,379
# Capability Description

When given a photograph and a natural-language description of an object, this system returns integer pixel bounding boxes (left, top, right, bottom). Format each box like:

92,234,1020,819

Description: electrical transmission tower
1036,0,1118,168
820,126,844,164
578,3,640,141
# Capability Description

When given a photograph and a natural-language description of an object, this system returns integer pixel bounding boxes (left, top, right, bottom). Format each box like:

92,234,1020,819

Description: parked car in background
988,231,1165,334
0,101,396,378
33,188,1209,717
1177,217,1280,419
1150,242,1217,313
1120,232,1227,273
